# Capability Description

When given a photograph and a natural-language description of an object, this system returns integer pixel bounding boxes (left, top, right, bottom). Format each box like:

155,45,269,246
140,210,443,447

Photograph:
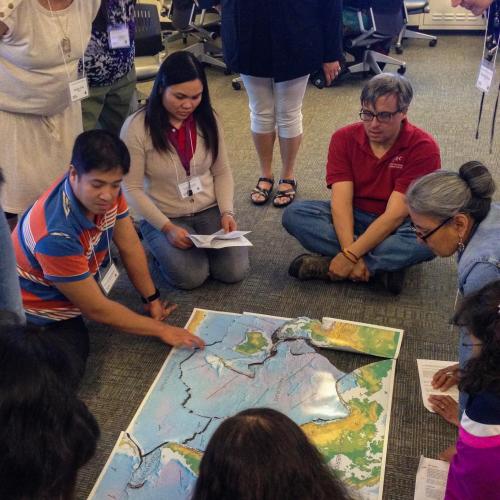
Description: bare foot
438,444,457,463
428,395,460,427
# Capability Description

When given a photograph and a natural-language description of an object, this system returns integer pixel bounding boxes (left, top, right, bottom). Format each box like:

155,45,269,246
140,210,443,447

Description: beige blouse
121,109,234,231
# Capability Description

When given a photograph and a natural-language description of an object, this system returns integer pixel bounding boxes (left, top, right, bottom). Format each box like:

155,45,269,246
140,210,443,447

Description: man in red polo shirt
282,73,440,294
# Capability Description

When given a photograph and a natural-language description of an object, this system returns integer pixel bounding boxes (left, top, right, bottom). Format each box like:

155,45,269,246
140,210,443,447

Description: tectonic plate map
89,309,403,500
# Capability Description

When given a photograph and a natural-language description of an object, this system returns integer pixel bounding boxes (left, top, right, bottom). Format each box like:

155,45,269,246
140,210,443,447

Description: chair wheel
429,39,437,47
395,46,403,55
232,81,241,90
397,65,406,75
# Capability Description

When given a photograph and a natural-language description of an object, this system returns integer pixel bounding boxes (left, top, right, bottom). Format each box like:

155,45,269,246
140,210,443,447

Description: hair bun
459,161,496,199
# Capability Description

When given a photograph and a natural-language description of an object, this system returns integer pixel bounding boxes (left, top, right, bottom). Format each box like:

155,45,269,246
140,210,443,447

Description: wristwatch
141,287,160,304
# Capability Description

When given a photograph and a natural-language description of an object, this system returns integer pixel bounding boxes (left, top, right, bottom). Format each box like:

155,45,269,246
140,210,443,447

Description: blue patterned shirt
81,0,135,87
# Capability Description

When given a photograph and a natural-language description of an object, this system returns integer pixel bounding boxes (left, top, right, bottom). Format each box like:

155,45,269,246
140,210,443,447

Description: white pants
240,74,309,139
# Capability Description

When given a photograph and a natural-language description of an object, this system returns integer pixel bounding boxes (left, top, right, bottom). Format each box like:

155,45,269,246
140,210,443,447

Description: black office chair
135,2,166,82
395,1,437,54
343,0,406,77
165,0,226,70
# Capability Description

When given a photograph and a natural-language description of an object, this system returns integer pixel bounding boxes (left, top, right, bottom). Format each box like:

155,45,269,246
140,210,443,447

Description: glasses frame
410,216,454,242
359,108,402,123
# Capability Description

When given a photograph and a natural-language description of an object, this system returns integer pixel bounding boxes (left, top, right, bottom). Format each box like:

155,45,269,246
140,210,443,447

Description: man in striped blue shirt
12,130,204,381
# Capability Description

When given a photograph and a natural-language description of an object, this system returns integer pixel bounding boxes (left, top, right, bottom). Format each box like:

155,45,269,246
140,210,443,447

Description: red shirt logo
388,155,404,169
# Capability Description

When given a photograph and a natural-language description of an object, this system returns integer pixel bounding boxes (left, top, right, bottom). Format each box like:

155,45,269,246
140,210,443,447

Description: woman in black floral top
81,0,136,135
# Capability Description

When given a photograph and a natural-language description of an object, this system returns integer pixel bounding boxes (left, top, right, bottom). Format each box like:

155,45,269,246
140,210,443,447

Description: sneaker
288,254,331,281
382,268,407,295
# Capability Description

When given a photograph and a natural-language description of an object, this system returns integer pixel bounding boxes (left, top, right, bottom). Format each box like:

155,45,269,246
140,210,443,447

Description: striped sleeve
116,190,129,220
34,233,90,283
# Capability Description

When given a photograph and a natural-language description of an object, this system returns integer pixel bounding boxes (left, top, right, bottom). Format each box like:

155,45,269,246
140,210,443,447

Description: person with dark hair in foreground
192,408,352,500
407,161,499,432
121,51,249,290
443,280,500,499
11,130,204,382
0,316,99,499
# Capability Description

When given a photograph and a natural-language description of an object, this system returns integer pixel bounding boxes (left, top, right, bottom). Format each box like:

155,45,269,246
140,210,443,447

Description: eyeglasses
359,109,402,123
410,216,453,242
461,342,482,347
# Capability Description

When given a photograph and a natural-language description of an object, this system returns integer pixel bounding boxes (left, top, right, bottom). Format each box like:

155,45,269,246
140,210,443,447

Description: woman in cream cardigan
121,51,249,290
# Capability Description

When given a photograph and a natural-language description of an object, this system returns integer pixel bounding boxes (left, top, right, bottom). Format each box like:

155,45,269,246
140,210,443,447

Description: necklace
46,0,72,57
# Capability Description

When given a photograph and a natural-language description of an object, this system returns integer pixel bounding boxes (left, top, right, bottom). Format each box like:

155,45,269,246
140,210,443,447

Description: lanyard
46,0,86,82
475,2,500,152
87,226,113,281
119,0,128,23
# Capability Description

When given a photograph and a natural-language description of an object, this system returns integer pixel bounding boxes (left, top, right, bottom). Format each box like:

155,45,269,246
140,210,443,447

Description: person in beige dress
0,0,100,225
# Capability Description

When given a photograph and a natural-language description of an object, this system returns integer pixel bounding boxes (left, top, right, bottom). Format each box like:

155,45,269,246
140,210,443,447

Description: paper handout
417,359,459,413
188,230,252,249
414,456,449,500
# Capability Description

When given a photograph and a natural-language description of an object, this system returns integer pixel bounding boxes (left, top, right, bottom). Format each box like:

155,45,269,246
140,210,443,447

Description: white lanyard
475,4,500,151
46,0,86,82
449,288,460,334
118,0,128,23
87,226,113,282
188,125,197,174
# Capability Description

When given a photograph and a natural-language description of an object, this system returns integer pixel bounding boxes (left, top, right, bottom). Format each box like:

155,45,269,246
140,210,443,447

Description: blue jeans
0,210,25,322
140,206,250,290
282,200,434,273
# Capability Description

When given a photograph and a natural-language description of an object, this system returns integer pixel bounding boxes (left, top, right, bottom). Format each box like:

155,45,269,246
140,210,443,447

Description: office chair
135,2,166,82
162,1,220,44
343,0,406,77
395,1,437,54
167,0,226,70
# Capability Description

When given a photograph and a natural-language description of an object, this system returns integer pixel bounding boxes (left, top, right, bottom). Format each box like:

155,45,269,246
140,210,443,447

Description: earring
458,236,465,253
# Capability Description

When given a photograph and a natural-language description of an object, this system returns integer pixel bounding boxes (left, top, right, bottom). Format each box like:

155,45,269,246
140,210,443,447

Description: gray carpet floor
76,33,500,500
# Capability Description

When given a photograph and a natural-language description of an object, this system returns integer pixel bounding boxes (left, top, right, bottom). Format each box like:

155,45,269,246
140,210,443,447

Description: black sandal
273,179,297,208
251,177,274,205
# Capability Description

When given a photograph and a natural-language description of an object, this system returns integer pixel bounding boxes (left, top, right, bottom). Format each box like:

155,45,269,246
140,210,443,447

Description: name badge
476,59,495,93
108,24,130,49
178,176,203,199
99,261,120,295
69,77,89,102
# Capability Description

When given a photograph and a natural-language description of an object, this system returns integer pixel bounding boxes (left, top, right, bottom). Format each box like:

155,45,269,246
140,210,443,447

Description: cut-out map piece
89,309,402,500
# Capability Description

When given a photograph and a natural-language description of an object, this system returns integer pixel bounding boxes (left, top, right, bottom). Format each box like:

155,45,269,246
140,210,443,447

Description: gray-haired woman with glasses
406,161,500,435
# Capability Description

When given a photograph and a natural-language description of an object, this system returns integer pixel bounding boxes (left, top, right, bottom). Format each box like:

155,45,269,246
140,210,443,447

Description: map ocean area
89,309,402,500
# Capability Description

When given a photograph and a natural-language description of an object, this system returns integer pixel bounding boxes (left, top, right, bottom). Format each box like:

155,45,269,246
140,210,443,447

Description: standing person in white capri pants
204,0,343,208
